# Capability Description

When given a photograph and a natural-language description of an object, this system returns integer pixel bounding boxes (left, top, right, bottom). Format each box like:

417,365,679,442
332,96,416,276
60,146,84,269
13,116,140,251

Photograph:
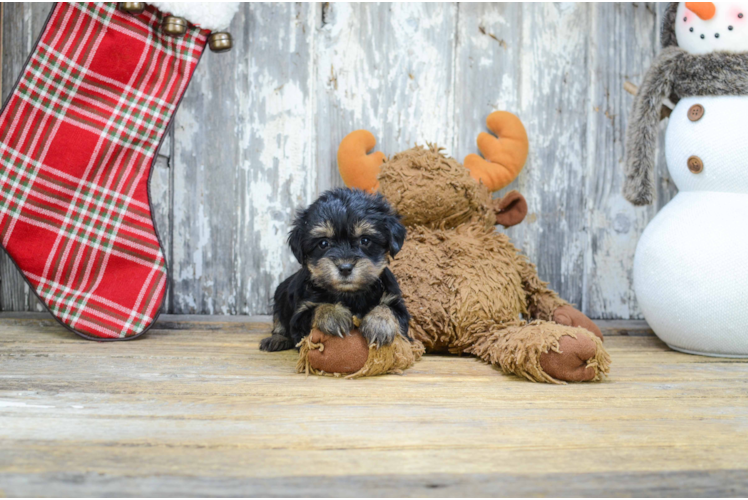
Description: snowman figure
625,2,748,356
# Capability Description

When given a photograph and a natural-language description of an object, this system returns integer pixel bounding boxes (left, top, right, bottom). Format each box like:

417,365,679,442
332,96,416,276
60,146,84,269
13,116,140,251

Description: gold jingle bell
162,16,188,37
119,2,145,14
208,32,233,53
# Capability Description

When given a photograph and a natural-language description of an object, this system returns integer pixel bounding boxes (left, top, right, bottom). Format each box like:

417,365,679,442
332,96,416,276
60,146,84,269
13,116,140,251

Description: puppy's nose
337,263,354,277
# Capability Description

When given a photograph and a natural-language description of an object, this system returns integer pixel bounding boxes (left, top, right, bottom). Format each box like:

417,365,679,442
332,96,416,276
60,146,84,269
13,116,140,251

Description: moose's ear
493,190,527,228
287,210,308,264
385,215,407,256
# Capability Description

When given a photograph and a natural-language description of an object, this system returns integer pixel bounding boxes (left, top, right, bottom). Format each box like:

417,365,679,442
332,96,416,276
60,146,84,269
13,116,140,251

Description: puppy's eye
318,239,330,250
359,237,371,248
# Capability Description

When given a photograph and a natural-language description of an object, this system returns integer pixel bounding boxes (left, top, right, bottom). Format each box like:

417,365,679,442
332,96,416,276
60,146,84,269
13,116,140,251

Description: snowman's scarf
624,47,748,206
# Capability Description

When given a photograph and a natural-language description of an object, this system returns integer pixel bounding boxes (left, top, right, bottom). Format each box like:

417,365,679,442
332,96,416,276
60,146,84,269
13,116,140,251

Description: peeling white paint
0,401,54,409
1,3,673,319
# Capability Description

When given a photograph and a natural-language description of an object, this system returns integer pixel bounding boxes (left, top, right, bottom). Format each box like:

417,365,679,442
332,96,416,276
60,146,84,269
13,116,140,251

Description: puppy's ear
288,209,307,264
385,215,407,256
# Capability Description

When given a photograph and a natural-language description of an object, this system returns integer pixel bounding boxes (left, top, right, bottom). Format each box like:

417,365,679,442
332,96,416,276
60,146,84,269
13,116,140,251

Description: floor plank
1,314,747,497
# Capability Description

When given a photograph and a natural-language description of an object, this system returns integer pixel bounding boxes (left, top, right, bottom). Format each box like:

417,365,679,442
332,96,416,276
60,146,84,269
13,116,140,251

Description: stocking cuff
150,2,239,31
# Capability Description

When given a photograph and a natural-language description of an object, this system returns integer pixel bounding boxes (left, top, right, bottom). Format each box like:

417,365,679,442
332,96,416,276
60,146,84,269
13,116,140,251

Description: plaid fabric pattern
0,3,207,339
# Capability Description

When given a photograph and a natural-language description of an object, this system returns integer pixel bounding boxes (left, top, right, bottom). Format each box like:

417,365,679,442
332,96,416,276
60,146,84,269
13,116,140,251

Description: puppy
260,188,410,352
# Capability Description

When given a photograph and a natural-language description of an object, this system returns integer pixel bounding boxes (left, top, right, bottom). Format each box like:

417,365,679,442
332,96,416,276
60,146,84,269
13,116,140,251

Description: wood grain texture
586,3,658,319
0,2,54,313
315,2,457,193
1,314,747,497
172,3,315,315
0,3,679,319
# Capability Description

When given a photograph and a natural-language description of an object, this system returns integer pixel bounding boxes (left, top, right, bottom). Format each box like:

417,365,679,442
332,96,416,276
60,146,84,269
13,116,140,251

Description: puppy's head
288,188,406,293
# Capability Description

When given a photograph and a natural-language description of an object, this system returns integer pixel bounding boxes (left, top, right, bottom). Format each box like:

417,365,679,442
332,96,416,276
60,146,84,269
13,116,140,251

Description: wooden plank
585,3,679,320
508,3,591,309
171,4,316,315
1,316,747,496
454,3,673,320
453,3,522,164
0,3,54,313
2,469,747,497
0,311,653,337
149,149,172,311
452,3,594,310
314,2,458,194
0,3,687,320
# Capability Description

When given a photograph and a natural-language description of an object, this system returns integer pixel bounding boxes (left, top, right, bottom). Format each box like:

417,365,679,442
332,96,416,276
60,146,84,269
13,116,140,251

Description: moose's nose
337,263,354,277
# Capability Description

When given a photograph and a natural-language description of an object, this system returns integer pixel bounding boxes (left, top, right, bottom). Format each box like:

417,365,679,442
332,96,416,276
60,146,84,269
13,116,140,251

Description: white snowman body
632,2,748,356
634,95,748,356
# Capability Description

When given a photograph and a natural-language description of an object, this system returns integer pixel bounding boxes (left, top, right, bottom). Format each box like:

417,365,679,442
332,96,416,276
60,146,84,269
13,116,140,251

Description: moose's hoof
539,334,598,382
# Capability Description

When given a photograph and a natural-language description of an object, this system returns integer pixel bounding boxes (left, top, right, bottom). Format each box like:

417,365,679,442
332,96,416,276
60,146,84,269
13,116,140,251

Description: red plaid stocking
0,3,208,339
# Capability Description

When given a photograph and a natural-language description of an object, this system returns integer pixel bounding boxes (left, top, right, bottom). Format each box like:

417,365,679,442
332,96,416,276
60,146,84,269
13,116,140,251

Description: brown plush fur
379,145,611,383
469,321,609,384
379,145,494,230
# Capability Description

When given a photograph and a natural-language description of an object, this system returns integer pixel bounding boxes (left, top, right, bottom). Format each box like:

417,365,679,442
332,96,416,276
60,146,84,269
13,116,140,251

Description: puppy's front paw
260,334,295,352
360,305,399,347
313,303,353,338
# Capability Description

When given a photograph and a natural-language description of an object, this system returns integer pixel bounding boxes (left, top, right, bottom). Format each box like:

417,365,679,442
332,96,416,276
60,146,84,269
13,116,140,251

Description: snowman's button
688,104,704,121
687,155,704,174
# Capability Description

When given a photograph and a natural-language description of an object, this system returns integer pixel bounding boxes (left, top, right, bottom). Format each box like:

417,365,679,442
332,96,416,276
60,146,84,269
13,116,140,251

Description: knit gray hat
623,2,748,205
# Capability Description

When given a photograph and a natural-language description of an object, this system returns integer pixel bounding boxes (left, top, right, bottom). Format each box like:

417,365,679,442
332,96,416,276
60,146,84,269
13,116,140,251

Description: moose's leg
552,305,603,340
466,321,611,384
515,254,603,340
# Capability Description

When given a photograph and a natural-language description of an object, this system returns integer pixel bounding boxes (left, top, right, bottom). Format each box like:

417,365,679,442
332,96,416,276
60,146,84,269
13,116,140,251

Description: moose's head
337,111,530,230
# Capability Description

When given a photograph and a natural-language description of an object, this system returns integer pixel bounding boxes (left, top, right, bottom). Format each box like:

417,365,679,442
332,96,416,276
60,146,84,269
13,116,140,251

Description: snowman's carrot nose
685,2,716,20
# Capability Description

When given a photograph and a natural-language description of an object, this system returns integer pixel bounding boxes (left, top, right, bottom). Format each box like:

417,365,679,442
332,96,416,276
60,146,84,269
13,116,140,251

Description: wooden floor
1,314,747,497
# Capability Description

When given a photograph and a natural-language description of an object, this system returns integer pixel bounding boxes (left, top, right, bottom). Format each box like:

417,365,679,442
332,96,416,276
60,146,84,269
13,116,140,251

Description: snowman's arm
515,253,568,321
623,46,684,206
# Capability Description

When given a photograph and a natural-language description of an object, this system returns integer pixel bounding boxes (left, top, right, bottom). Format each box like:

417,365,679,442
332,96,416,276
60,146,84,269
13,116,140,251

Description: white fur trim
150,2,240,31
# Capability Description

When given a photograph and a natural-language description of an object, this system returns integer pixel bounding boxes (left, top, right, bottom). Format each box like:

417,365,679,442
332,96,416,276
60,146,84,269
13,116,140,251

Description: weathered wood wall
0,3,677,319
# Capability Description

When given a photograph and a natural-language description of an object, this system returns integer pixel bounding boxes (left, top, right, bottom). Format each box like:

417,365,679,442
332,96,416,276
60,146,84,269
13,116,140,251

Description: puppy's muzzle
337,262,354,277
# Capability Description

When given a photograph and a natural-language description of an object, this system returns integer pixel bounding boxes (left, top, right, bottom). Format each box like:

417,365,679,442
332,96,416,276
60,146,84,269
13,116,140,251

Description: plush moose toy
326,111,611,383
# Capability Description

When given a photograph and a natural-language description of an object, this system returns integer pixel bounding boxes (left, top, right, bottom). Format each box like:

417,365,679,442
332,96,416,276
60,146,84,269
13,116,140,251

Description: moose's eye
318,239,330,250
360,237,371,248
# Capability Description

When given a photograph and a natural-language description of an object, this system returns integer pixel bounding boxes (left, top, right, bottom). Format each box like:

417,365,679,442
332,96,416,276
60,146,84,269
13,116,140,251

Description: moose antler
337,130,385,193
464,111,529,192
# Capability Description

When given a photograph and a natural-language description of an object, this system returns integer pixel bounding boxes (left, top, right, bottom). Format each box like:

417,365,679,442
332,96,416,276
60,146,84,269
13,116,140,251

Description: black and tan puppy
260,188,410,352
